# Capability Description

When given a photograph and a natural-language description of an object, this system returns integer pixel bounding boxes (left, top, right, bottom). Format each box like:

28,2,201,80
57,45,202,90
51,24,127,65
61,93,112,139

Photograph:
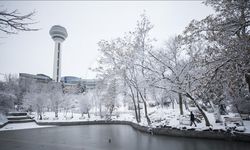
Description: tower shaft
53,41,62,82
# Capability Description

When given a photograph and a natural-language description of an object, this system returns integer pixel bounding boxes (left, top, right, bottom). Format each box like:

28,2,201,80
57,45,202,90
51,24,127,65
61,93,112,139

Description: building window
58,43,61,50
56,68,59,82
56,43,61,82
57,43,60,60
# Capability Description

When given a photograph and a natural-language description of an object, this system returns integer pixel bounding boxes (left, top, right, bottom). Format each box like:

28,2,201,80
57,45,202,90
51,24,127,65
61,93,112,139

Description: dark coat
190,112,195,121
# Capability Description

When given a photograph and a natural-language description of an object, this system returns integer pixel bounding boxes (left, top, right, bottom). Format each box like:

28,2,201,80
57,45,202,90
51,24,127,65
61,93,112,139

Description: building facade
61,76,97,93
19,73,97,94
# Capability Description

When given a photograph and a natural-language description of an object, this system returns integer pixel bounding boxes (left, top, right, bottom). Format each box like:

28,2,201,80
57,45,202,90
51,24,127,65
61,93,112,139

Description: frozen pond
0,124,249,150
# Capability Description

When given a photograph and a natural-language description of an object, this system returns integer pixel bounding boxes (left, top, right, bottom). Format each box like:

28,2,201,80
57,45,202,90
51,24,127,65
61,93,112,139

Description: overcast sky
0,1,214,79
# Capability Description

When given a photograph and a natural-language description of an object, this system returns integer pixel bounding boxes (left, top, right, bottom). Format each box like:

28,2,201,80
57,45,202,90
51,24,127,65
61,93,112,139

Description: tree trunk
185,93,211,126
55,101,58,118
184,99,189,111
87,109,90,118
37,105,42,120
245,72,250,93
129,85,139,122
99,103,103,118
136,91,141,122
138,90,151,125
65,109,68,117
179,93,183,115
109,104,114,118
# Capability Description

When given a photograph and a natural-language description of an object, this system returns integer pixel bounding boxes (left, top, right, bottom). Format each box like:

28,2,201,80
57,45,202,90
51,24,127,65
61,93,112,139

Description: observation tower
49,25,68,82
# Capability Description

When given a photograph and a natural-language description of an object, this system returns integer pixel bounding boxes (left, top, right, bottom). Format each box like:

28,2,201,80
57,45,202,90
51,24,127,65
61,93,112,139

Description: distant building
19,73,97,94
19,73,53,92
61,76,97,93
61,76,81,84
19,73,52,83
81,79,97,90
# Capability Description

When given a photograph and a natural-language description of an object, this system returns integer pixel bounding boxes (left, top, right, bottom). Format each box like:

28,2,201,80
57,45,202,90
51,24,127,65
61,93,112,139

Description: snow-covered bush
79,92,92,118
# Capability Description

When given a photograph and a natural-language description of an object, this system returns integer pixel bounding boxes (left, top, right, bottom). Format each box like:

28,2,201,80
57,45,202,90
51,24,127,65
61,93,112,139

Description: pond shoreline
35,120,250,142
0,121,8,128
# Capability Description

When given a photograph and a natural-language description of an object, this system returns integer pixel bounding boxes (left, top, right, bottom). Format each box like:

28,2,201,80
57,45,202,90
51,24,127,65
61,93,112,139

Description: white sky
0,1,214,79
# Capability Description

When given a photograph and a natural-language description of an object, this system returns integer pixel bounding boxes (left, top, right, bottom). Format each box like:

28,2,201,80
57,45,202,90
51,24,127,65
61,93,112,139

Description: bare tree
0,8,38,34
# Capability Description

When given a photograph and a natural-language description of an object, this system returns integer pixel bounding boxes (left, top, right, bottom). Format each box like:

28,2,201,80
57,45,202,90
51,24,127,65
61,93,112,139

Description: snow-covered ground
1,105,250,134
243,121,250,133
0,122,54,131
0,113,7,126
35,111,136,123
32,106,249,133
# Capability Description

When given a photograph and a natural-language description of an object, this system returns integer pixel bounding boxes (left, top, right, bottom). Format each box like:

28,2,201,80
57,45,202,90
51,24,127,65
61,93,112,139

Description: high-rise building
49,25,68,82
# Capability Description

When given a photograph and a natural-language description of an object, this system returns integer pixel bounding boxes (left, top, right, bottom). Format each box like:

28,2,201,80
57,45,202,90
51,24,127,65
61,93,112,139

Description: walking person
190,111,197,127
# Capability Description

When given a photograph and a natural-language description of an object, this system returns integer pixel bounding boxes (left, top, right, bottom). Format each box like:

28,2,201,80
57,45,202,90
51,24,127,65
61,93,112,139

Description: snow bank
2,105,250,135
244,121,250,133
0,122,54,131
0,114,7,126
